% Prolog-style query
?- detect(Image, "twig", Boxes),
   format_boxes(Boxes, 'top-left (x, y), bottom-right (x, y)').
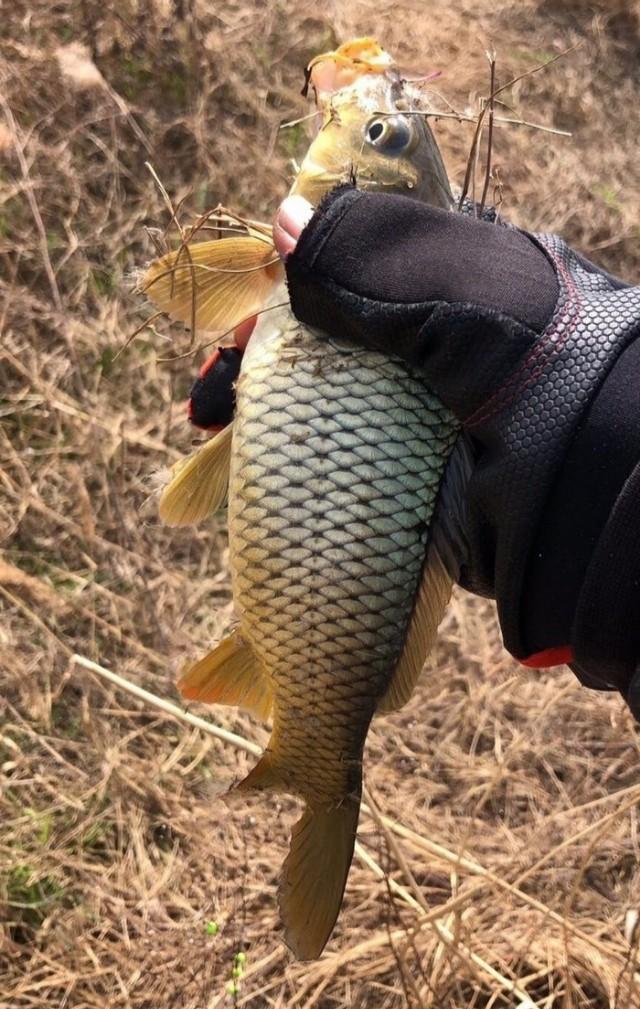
top-left (364, 786), bottom-right (430, 915)
top-left (497, 44), bottom-right (581, 96)
top-left (142, 258), bottom-right (280, 286)
top-left (3, 347), bottom-right (180, 457)
top-left (279, 111), bottom-right (322, 130)
top-left (370, 808), bottom-right (629, 962)
top-left (145, 162), bottom-right (186, 241)
top-left (513, 794), bottom-right (640, 892)
top-left (479, 47), bottom-right (497, 216)
top-left (381, 871), bottom-right (424, 1009)
top-left (1, 95), bottom-right (63, 312)
top-left (458, 43), bottom-right (579, 209)
top-left (355, 837), bottom-right (539, 1008)
top-left (115, 310), bottom-right (165, 362)
top-left (103, 81), bottom-right (152, 153)
top-left (71, 654), bottom-right (261, 757)
top-left (427, 110), bottom-right (571, 137)
top-left (145, 162), bottom-right (197, 339)
top-left (0, 584), bottom-right (73, 656)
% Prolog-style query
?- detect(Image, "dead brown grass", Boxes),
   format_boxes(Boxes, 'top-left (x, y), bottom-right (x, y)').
top-left (2, 1), bottom-right (640, 1006)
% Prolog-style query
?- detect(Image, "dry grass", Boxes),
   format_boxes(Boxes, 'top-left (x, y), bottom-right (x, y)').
top-left (2, 1), bottom-right (640, 1006)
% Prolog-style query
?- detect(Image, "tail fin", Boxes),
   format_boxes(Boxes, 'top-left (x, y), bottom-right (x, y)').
top-left (235, 750), bottom-right (360, 958)
top-left (279, 799), bottom-right (360, 960)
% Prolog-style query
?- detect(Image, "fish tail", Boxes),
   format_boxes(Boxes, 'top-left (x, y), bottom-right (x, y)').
top-left (279, 797), bottom-right (360, 960)
top-left (236, 747), bottom-right (361, 958)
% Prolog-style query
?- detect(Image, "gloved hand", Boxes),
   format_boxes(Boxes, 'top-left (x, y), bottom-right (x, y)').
top-left (274, 185), bottom-right (640, 716)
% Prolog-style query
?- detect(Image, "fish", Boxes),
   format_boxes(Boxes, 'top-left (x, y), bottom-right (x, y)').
top-left (141, 39), bottom-right (466, 959)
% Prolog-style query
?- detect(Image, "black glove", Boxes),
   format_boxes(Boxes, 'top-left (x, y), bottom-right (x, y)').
top-left (284, 184), bottom-right (640, 714)
top-left (189, 346), bottom-right (243, 430)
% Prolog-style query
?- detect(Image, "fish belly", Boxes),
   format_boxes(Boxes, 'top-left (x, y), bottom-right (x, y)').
top-left (229, 312), bottom-right (457, 805)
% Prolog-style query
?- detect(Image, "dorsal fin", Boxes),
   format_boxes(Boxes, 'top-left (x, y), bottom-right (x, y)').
top-left (377, 542), bottom-right (451, 713)
top-left (377, 434), bottom-right (473, 714)
top-left (141, 236), bottom-right (282, 332)
top-left (159, 423), bottom-right (232, 527)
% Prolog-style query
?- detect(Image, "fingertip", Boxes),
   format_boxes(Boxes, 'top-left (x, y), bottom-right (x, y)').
top-left (273, 195), bottom-right (315, 258)
top-left (272, 218), bottom-right (299, 260)
top-left (280, 194), bottom-right (315, 231)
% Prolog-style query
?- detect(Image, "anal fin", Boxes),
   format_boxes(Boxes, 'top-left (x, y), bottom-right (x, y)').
top-left (235, 750), bottom-right (280, 792)
top-left (178, 630), bottom-right (272, 721)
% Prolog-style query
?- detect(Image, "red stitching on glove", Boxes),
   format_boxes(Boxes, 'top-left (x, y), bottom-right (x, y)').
top-left (464, 251), bottom-right (581, 430)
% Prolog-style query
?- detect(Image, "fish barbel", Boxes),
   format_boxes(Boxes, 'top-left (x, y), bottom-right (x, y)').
top-left (142, 39), bottom-right (464, 959)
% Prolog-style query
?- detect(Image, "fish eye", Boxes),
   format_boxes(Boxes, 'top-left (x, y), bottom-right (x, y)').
top-left (367, 121), bottom-right (385, 142)
top-left (365, 116), bottom-right (414, 154)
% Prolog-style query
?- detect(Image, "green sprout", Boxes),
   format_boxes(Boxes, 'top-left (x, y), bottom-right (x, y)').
top-left (205, 920), bottom-right (219, 936)
top-left (226, 950), bottom-right (247, 1000)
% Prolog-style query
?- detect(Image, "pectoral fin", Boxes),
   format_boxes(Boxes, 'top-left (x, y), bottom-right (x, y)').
top-left (178, 630), bottom-right (272, 721)
top-left (159, 423), bottom-right (232, 527)
top-left (141, 236), bottom-right (282, 332)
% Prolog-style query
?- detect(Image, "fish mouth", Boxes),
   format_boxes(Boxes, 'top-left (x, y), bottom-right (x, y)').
top-left (303, 37), bottom-right (395, 102)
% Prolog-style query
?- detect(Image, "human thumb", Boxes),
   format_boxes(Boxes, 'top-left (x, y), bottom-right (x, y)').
top-left (273, 194), bottom-right (314, 259)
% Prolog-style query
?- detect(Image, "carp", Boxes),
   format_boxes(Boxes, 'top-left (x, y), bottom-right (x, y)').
top-left (142, 39), bottom-right (465, 959)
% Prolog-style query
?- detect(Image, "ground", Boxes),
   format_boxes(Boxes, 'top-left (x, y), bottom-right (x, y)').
top-left (2, 1), bottom-right (640, 1006)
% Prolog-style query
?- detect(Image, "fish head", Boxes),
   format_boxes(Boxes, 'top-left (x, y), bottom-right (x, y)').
top-left (290, 38), bottom-right (452, 210)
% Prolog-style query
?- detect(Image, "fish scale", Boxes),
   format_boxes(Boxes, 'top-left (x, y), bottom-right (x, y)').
top-left (229, 305), bottom-right (458, 806)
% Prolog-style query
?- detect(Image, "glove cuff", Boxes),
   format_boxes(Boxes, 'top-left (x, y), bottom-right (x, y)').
top-left (572, 459), bottom-right (640, 695)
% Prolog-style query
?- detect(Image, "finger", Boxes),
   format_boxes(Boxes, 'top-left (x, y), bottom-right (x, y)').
top-left (273, 195), bottom-right (314, 259)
